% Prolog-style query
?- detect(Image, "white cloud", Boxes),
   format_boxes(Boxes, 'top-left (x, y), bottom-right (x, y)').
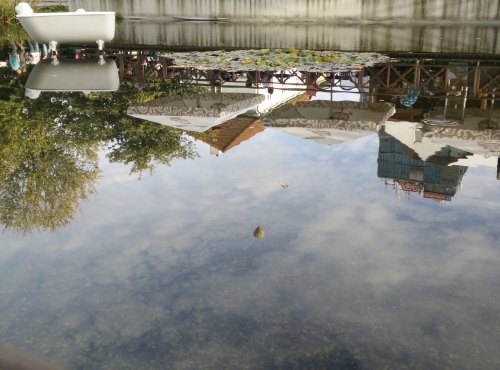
top-left (1, 131), bottom-right (499, 369)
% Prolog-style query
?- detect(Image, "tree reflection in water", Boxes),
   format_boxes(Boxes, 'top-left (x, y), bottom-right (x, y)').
top-left (0, 105), bottom-right (99, 232)
top-left (0, 70), bottom-right (199, 232)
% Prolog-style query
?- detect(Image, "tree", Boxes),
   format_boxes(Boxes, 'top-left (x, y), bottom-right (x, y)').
top-left (0, 97), bottom-right (99, 232)
top-left (0, 69), bottom-right (200, 232)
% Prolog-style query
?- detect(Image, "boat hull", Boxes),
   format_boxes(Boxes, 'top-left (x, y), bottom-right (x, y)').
top-left (17, 12), bottom-right (115, 44)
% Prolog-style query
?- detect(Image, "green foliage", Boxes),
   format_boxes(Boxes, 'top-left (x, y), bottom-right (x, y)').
top-left (0, 0), bottom-right (31, 44)
top-left (0, 96), bottom-right (99, 233)
top-left (0, 68), bottom-right (200, 232)
top-left (0, 0), bottom-right (20, 26)
top-left (107, 118), bottom-right (197, 175)
top-left (0, 1), bottom-right (65, 44)
top-left (39, 5), bottom-right (68, 13)
top-left (115, 12), bottom-right (124, 22)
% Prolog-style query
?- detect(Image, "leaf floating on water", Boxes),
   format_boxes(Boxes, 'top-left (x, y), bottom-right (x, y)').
top-left (278, 180), bottom-right (289, 189)
top-left (253, 226), bottom-right (265, 239)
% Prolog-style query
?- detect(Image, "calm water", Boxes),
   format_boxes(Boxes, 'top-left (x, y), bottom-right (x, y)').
top-left (1, 19), bottom-right (500, 370)
top-left (111, 21), bottom-right (500, 54)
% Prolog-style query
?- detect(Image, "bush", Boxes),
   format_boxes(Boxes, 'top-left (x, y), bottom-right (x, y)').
top-left (40, 5), bottom-right (69, 13)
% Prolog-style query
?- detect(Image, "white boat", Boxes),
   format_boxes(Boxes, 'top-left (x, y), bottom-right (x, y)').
top-left (15, 2), bottom-right (115, 51)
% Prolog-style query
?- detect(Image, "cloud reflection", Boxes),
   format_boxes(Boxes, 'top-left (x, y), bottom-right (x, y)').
top-left (0, 131), bottom-right (499, 369)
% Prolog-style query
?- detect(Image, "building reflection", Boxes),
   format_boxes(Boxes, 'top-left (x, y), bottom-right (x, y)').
top-left (377, 130), bottom-right (469, 201)
top-left (2, 48), bottom-right (498, 233)
top-left (112, 48), bottom-right (498, 182)
top-left (196, 117), bottom-right (264, 156)
top-left (110, 50), bottom-right (499, 101)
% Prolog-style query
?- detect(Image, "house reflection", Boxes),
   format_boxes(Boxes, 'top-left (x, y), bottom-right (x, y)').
top-left (195, 117), bottom-right (264, 156)
top-left (377, 130), bottom-right (469, 201)
top-left (378, 97), bottom-right (499, 201)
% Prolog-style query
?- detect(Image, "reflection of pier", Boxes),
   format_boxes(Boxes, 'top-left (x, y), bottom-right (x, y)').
top-left (367, 61), bottom-right (499, 100)
top-left (114, 49), bottom-right (499, 183)
top-left (112, 51), bottom-right (499, 100)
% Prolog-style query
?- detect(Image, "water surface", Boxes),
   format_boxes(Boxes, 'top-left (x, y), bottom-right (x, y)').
top-left (1, 108), bottom-right (499, 368)
top-left (1, 18), bottom-right (499, 368)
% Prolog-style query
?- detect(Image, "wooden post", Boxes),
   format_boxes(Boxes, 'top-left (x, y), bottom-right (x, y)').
top-left (118, 52), bottom-right (125, 78)
top-left (472, 61), bottom-right (481, 96)
top-left (414, 60), bottom-right (420, 88)
top-left (497, 157), bottom-right (500, 181)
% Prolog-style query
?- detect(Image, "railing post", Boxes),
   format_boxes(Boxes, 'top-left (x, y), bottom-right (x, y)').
top-left (473, 61), bottom-right (481, 96)
top-left (118, 52), bottom-right (125, 78)
top-left (414, 60), bottom-right (420, 89)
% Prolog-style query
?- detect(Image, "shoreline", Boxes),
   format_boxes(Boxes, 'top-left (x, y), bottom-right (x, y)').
top-left (38, 1), bottom-right (68, 6)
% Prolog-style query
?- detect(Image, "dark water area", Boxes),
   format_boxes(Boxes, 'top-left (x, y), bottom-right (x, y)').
top-left (1, 14), bottom-right (500, 370)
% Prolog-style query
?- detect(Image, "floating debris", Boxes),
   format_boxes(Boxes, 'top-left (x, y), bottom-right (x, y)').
top-left (278, 180), bottom-right (289, 189)
top-left (165, 48), bottom-right (395, 73)
top-left (253, 225), bottom-right (265, 239)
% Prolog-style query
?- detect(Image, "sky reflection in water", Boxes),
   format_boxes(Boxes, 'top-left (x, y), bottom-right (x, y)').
top-left (1, 121), bottom-right (499, 369)
top-left (2, 1), bottom-right (499, 364)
